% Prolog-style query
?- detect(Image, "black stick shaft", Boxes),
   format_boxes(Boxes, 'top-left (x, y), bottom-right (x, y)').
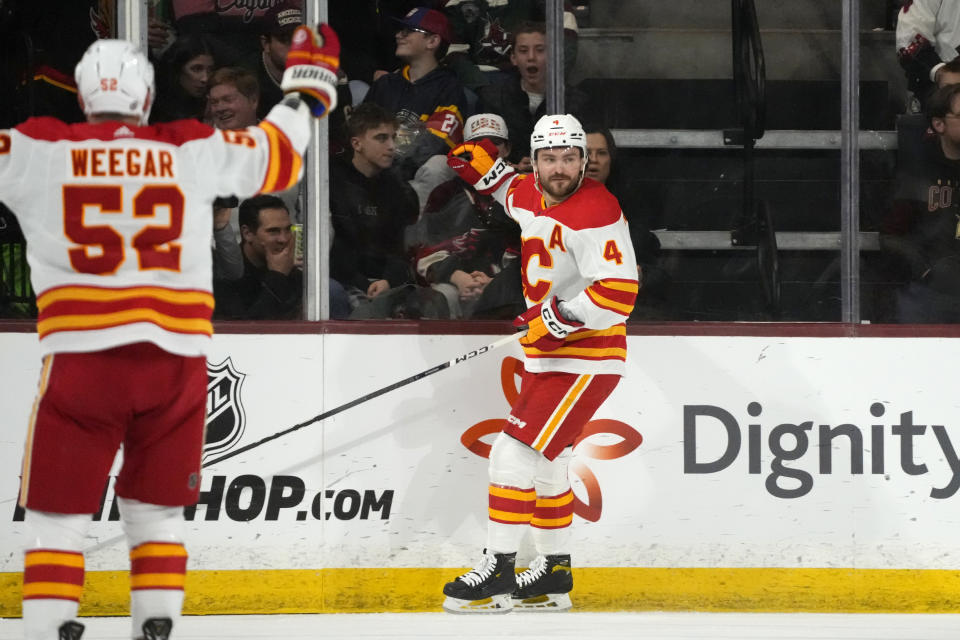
top-left (202, 333), bottom-right (517, 468)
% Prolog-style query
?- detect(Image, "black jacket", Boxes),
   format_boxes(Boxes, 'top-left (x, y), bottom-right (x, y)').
top-left (881, 129), bottom-right (960, 289)
top-left (364, 64), bottom-right (470, 178)
top-left (213, 250), bottom-right (302, 320)
top-left (329, 156), bottom-right (419, 292)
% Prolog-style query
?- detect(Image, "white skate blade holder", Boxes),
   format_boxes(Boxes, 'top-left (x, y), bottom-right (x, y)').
top-left (512, 592), bottom-right (573, 611)
top-left (442, 593), bottom-right (514, 614)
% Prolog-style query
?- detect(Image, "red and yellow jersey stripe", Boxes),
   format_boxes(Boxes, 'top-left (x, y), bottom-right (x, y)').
top-left (522, 325), bottom-right (628, 362)
top-left (257, 119), bottom-right (303, 194)
top-left (586, 278), bottom-right (639, 316)
top-left (36, 285), bottom-right (214, 341)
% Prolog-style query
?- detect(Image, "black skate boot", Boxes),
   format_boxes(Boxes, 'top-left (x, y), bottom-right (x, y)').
top-left (139, 617), bottom-right (173, 640)
top-left (442, 549), bottom-right (517, 613)
top-left (58, 621), bottom-right (85, 640)
top-left (512, 553), bottom-right (573, 611)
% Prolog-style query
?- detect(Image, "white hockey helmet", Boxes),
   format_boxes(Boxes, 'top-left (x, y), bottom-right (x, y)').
top-left (530, 113), bottom-right (588, 190)
top-left (75, 39), bottom-right (155, 125)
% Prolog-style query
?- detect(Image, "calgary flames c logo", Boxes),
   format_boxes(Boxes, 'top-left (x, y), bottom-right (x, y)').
top-left (459, 356), bottom-right (643, 522)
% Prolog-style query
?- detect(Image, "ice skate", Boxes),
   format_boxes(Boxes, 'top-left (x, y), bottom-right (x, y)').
top-left (58, 621), bottom-right (85, 640)
top-left (139, 617), bottom-right (173, 640)
top-left (442, 550), bottom-right (517, 613)
top-left (512, 553), bottom-right (573, 611)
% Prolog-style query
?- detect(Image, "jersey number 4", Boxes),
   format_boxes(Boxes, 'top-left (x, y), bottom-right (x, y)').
top-left (63, 184), bottom-right (185, 275)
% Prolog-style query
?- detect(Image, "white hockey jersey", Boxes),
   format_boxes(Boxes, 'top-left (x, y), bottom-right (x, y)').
top-left (491, 173), bottom-right (639, 375)
top-left (0, 102), bottom-right (311, 357)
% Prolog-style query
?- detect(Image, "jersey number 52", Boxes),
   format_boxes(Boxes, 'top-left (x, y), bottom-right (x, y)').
top-left (63, 184), bottom-right (185, 275)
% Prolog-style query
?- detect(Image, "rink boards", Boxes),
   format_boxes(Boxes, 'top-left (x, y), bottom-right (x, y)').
top-left (2, 330), bottom-right (960, 614)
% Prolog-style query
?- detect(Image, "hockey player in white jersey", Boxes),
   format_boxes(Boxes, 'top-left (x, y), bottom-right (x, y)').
top-left (0, 26), bottom-right (339, 640)
top-left (441, 114), bottom-right (639, 613)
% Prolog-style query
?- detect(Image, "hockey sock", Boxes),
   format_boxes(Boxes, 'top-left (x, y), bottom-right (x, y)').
top-left (487, 484), bottom-right (535, 551)
top-left (22, 550), bottom-right (84, 639)
top-left (21, 510), bottom-right (89, 640)
top-left (129, 542), bottom-right (186, 632)
top-left (486, 433), bottom-right (539, 552)
top-left (119, 498), bottom-right (186, 638)
top-left (531, 446), bottom-right (573, 555)
top-left (530, 489), bottom-right (574, 554)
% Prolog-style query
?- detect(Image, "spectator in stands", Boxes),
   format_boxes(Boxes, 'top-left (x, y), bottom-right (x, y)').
top-left (364, 7), bottom-right (470, 182)
top-left (406, 113), bottom-right (523, 319)
top-left (243, 1), bottom-right (303, 119)
top-left (880, 83), bottom-right (960, 322)
top-left (331, 103), bottom-right (427, 318)
top-left (152, 34), bottom-right (219, 123)
top-left (207, 66), bottom-right (259, 129)
top-left (896, 0), bottom-right (960, 110)
top-left (442, 0), bottom-right (580, 81)
top-left (938, 56), bottom-right (960, 88)
top-left (208, 66), bottom-right (306, 234)
top-left (330, 1), bottom-right (424, 86)
top-left (214, 195), bottom-right (304, 320)
top-left (477, 21), bottom-right (587, 170)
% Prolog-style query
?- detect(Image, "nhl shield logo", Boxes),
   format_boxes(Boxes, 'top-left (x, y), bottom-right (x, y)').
top-left (205, 358), bottom-right (247, 462)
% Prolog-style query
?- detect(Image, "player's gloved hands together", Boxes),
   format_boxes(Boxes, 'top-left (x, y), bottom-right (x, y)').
top-left (281, 23), bottom-right (340, 118)
top-left (447, 137), bottom-right (515, 194)
top-left (513, 296), bottom-right (583, 351)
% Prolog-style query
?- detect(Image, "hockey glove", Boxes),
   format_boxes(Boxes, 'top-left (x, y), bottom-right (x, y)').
top-left (513, 296), bottom-right (583, 352)
top-left (447, 138), bottom-right (514, 195)
top-left (281, 23), bottom-right (340, 118)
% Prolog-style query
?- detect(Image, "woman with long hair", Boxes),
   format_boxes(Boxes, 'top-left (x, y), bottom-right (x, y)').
top-left (151, 33), bottom-right (222, 122)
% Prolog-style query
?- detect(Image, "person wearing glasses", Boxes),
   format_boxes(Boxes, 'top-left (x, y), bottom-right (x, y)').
top-left (881, 83), bottom-right (960, 322)
top-left (364, 7), bottom-right (470, 183)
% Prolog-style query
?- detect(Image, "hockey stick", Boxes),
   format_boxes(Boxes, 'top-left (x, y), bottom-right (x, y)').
top-left (202, 332), bottom-right (519, 468)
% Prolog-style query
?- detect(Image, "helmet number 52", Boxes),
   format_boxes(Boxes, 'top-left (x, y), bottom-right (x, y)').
top-left (63, 184), bottom-right (184, 275)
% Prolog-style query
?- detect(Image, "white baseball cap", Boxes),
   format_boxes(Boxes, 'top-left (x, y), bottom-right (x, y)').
top-left (464, 113), bottom-right (508, 142)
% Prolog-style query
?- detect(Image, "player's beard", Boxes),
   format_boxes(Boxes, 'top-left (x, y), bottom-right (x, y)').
top-left (541, 173), bottom-right (579, 201)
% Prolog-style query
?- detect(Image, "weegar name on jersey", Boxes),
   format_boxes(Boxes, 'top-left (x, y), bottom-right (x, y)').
top-left (68, 147), bottom-right (175, 179)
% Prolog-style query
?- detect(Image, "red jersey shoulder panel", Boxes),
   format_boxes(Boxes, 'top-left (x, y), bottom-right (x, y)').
top-left (545, 178), bottom-right (622, 230)
top-left (16, 117), bottom-right (215, 145)
top-left (508, 173), bottom-right (542, 212)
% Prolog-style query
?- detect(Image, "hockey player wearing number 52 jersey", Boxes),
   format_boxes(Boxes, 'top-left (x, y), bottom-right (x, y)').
top-left (441, 114), bottom-right (639, 613)
top-left (0, 26), bottom-right (339, 640)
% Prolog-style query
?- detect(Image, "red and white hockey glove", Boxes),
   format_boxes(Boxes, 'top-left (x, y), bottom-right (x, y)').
top-left (447, 138), bottom-right (514, 195)
top-left (513, 296), bottom-right (583, 352)
top-left (281, 23), bottom-right (340, 118)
